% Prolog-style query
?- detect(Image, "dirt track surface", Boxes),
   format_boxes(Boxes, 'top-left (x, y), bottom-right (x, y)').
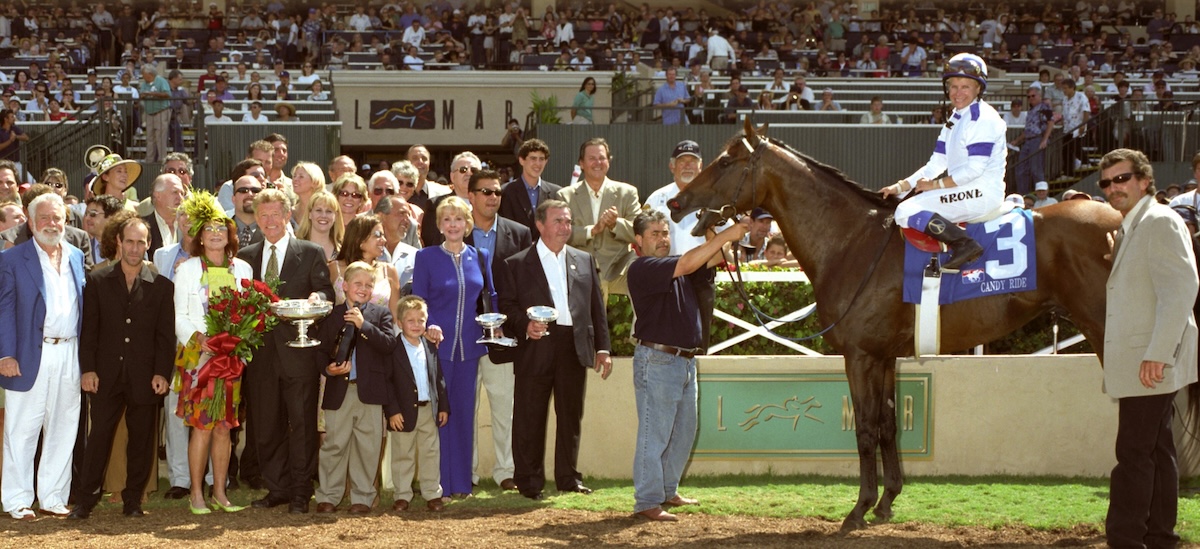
top-left (0, 506), bottom-right (1120, 548)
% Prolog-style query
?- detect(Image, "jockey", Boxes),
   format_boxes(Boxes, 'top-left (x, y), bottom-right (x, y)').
top-left (882, 53), bottom-right (1008, 272)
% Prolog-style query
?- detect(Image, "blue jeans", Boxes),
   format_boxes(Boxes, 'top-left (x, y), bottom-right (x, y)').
top-left (632, 345), bottom-right (698, 512)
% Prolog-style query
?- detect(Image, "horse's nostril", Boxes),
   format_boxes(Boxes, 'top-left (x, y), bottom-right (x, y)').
top-left (667, 199), bottom-right (680, 211)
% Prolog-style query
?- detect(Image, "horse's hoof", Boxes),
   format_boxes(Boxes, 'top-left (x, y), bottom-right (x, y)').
top-left (840, 516), bottom-right (868, 532)
top-left (871, 507), bottom-right (894, 524)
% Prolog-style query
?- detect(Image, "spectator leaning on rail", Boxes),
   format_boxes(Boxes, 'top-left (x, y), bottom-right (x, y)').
top-left (881, 53), bottom-right (1007, 273)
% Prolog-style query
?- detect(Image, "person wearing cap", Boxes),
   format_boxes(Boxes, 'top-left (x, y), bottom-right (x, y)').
top-left (139, 65), bottom-right (172, 163)
top-left (740, 207), bottom-right (775, 262)
top-left (646, 141), bottom-right (707, 256)
top-left (1032, 181), bottom-right (1057, 208)
top-left (1097, 148), bottom-right (1198, 549)
top-left (881, 53), bottom-right (1007, 272)
top-left (625, 208), bottom-right (747, 522)
top-left (652, 67), bottom-right (690, 126)
top-left (722, 84), bottom-right (753, 124)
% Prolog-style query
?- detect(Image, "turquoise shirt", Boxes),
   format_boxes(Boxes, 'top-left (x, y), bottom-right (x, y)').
top-left (140, 75), bottom-right (170, 115)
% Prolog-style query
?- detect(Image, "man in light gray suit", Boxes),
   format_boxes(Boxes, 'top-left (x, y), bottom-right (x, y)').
top-left (1099, 148), bottom-right (1199, 549)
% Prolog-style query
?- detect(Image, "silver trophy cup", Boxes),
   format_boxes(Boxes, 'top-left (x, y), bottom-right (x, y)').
top-left (476, 313), bottom-right (517, 347)
top-left (270, 299), bottom-right (334, 348)
top-left (526, 306), bottom-right (559, 337)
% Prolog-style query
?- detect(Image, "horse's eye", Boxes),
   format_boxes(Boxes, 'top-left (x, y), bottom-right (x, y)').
top-left (718, 157), bottom-right (733, 168)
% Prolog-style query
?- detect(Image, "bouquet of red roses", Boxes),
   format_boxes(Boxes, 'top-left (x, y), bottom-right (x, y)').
top-left (195, 279), bottom-right (281, 420)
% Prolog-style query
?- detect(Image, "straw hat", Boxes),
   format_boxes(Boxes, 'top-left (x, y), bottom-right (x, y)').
top-left (91, 153), bottom-right (142, 197)
top-left (274, 102), bottom-right (295, 118)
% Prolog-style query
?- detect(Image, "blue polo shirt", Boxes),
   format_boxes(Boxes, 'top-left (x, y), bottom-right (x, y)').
top-left (627, 256), bottom-right (712, 349)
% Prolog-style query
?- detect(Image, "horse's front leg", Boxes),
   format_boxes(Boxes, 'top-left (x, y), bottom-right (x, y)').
top-left (840, 354), bottom-right (881, 532)
top-left (872, 357), bottom-right (903, 523)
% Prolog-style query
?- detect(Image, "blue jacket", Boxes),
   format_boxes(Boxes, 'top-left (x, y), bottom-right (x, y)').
top-left (0, 239), bottom-right (86, 392)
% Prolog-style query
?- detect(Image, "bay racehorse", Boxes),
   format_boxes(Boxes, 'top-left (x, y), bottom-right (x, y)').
top-left (668, 120), bottom-right (1147, 530)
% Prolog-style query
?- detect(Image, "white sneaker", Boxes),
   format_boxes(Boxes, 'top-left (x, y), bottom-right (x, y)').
top-left (40, 504), bottom-right (69, 517)
top-left (9, 507), bottom-right (35, 520)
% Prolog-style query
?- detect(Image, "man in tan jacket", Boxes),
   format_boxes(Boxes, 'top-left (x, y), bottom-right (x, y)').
top-left (1099, 148), bottom-right (1199, 549)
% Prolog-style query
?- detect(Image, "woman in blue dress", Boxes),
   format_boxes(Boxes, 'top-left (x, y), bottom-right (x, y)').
top-left (411, 195), bottom-right (495, 498)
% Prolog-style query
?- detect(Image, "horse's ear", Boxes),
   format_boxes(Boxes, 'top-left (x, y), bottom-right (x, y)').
top-left (756, 122), bottom-right (769, 137)
top-left (742, 117), bottom-right (756, 141)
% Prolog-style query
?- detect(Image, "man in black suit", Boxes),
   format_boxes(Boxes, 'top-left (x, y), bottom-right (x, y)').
top-left (464, 169), bottom-right (531, 491)
top-left (496, 199), bottom-right (612, 500)
top-left (0, 184), bottom-right (93, 268)
top-left (420, 151), bottom-right (480, 247)
top-left (70, 217), bottom-right (174, 519)
top-left (236, 189), bottom-right (333, 514)
top-left (141, 173), bottom-right (186, 257)
top-left (499, 139), bottom-right (561, 242)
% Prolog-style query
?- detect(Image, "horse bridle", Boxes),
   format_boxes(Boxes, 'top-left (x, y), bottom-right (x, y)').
top-left (698, 135), bottom-right (896, 343)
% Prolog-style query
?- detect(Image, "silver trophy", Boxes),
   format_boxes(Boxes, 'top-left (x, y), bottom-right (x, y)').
top-left (526, 306), bottom-right (559, 337)
top-left (270, 299), bottom-right (334, 348)
top-left (476, 313), bottom-right (517, 347)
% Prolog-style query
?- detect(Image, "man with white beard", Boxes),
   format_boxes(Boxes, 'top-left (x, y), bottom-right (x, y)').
top-left (643, 140), bottom-right (719, 353)
top-left (0, 193), bottom-right (86, 520)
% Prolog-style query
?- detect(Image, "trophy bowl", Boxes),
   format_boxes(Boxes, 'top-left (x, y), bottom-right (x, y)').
top-left (270, 299), bottom-right (334, 348)
top-left (476, 312), bottom-right (516, 347)
top-left (526, 306), bottom-right (559, 338)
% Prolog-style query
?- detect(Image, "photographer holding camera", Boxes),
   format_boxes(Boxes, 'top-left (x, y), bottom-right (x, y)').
top-left (501, 118), bottom-right (524, 157)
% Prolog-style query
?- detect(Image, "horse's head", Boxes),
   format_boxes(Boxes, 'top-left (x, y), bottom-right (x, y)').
top-left (669, 118), bottom-right (771, 236)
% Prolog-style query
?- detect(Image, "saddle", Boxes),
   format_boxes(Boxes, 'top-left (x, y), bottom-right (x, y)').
top-left (899, 201), bottom-right (1017, 253)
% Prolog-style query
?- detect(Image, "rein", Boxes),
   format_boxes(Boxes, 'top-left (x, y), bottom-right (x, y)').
top-left (706, 136), bottom-right (897, 343)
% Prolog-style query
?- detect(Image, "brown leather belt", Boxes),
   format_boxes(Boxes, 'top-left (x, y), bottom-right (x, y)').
top-left (417, 401), bottom-right (429, 407)
top-left (638, 340), bottom-right (698, 359)
top-left (43, 336), bottom-right (75, 345)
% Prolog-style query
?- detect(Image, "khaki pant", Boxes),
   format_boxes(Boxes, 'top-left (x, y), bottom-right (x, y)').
top-left (389, 404), bottom-right (441, 503)
top-left (315, 385), bottom-right (383, 507)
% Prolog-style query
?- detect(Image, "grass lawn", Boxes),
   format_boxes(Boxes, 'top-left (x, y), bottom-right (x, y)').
top-left (446, 474), bottom-right (1200, 541)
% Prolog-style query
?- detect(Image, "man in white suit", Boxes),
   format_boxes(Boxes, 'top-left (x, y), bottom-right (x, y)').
top-left (1099, 148), bottom-right (1199, 549)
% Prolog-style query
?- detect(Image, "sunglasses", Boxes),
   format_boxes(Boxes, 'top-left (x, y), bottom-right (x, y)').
top-left (1097, 172), bottom-right (1135, 189)
top-left (398, 180), bottom-right (416, 188)
top-left (455, 166), bottom-right (480, 174)
top-left (162, 167), bottom-right (189, 176)
top-left (235, 187), bottom-right (262, 195)
top-left (85, 210), bottom-right (104, 217)
top-left (203, 225), bottom-right (229, 233)
top-left (373, 187), bottom-right (397, 196)
top-left (472, 188), bottom-right (501, 197)
top-left (338, 190), bottom-right (365, 200)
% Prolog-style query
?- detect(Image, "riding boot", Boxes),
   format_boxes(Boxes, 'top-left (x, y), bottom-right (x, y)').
top-left (923, 213), bottom-right (983, 273)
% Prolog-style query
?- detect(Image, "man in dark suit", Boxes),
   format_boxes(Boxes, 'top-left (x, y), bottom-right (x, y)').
top-left (0, 184), bottom-right (93, 269)
top-left (496, 199), bottom-right (611, 500)
top-left (236, 189), bottom-right (333, 514)
top-left (70, 217), bottom-right (174, 519)
top-left (465, 169), bottom-right (531, 491)
top-left (0, 193), bottom-right (86, 520)
top-left (420, 151), bottom-right (480, 247)
top-left (141, 173), bottom-right (186, 257)
top-left (499, 139), bottom-right (561, 242)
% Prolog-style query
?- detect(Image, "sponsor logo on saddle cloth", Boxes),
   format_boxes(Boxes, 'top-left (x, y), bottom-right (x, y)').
top-left (901, 208), bottom-right (1037, 305)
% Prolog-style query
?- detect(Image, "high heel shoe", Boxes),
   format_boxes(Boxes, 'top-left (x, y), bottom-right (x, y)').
top-left (208, 499), bottom-right (246, 513)
top-left (189, 502), bottom-right (212, 515)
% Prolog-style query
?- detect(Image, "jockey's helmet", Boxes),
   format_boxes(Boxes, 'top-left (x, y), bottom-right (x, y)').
top-left (942, 53), bottom-right (988, 93)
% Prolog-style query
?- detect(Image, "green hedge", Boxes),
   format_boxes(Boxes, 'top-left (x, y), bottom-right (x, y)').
top-left (606, 267), bottom-right (1089, 357)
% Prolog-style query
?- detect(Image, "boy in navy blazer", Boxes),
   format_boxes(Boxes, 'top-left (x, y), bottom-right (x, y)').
top-left (388, 295), bottom-right (450, 512)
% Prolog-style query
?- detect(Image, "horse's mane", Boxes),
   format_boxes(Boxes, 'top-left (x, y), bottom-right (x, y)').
top-left (749, 135), bottom-right (900, 211)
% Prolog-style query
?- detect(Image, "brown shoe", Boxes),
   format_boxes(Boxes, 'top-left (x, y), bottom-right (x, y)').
top-left (315, 502), bottom-right (336, 514)
top-left (635, 507), bottom-right (678, 522)
top-left (499, 478), bottom-right (518, 491)
top-left (391, 500), bottom-right (409, 512)
top-left (426, 499), bottom-right (444, 512)
top-left (663, 494), bottom-right (699, 507)
top-left (347, 504), bottom-right (371, 515)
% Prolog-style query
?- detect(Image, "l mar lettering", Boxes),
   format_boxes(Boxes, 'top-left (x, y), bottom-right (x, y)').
top-left (939, 188), bottom-right (983, 204)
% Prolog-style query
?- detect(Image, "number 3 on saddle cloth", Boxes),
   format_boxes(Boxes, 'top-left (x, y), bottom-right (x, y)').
top-left (900, 207), bottom-right (1038, 305)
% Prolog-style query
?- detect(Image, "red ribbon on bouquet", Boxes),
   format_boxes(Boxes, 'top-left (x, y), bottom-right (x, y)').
top-left (196, 331), bottom-right (244, 421)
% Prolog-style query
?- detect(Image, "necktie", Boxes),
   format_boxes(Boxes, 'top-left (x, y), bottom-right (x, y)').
top-left (267, 244), bottom-right (279, 280)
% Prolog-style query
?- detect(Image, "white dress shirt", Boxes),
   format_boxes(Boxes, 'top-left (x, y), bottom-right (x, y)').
top-left (535, 239), bottom-right (571, 326)
top-left (34, 242), bottom-right (79, 338)
top-left (402, 336), bottom-right (431, 400)
top-left (260, 232), bottom-right (291, 277)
